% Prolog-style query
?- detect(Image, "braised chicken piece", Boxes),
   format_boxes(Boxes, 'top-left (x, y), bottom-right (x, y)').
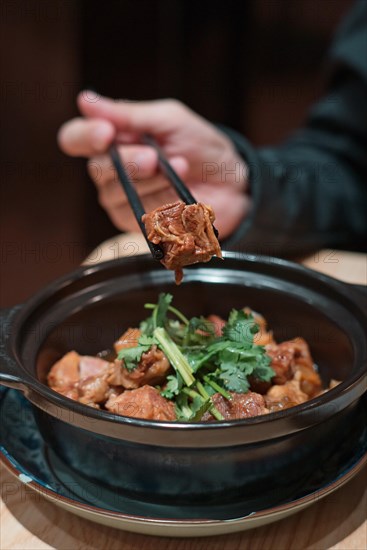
top-left (48, 353), bottom-right (111, 404)
top-left (47, 351), bottom-right (80, 393)
top-left (114, 328), bottom-right (141, 353)
top-left (114, 346), bottom-right (171, 389)
top-left (290, 338), bottom-right (322, 397)
top-left (48, 344), bottom-right (171, 398)
top-left (105, 385), bottom-right (176, 421)
top-left (202, 391), bottom-right (269, 421)
top-left (78, 376), bottom-right (110, 405)
top-left (142, 200), bottom-right (222, 284)
top-left (265, 380), bottom-right (309, 412)
top-left (76, 355), bottom-right (111, 405)
top-left (266, 342), bottom-right (295, 385)
top-left (266, 338), bottom-right (321, 396)
top-left (79, 355), bottom-right (110, 379)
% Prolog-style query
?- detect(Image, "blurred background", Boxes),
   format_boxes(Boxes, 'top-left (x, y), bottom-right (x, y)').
top-left (0, 0), bottom-right (354, 306)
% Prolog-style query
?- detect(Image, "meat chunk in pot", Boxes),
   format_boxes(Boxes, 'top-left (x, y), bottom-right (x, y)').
top-left (79, 355), bottom-right (110, 379)
top-left (78, 376), bottom-right (110, 405)
top-left (266, 342), bottom-right (297, 385)
top-left (114, 328), bottom-right (141, 353)
top-left (115, 345), bottom-right (171, 389)
top-left (142, 200), bottom-right (222, 284)
top-left (47, 351), bottom-right (80, 393)
top-left (265, 337), bottom-right (321, 396)
top-left (48, 352), bottom-right (111, 405)
top-left (202, 391), bottom-right (269, 421)
top-left (105, 385), bottom-right (176, 421)
top-left (265, 380), bottom-right (309, 412)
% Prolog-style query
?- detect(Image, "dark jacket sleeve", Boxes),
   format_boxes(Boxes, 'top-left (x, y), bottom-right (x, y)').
top-left (222, 0), bottom-right (367, 257)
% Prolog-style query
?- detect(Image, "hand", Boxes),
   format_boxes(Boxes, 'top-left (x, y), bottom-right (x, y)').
top-left (58, 92), bottom-right (251, 239)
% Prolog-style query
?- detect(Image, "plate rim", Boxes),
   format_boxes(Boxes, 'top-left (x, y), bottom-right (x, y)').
top-left (1, 387), bottom-right (367, 535)
top-left (1, 451), bottom-right (366, 537)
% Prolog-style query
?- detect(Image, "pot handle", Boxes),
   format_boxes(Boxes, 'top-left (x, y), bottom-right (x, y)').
top-left (0, 305), bottom-right (25, 389)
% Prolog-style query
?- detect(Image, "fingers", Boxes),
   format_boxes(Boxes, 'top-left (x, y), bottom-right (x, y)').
top-left (106, 186), bottom-right (180, 233)
top-left (87, 144), bottom-right (188, 190)
top-left (77, 92), bottom-right (187, 135)
top-left (57, 117), bottom-right (116, 157)
top-left (87, 144), bottom-right (189, 232)
top-left (87, 145), bottom-right (158, 186)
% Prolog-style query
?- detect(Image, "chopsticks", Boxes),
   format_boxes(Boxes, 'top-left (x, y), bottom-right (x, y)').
top-left (109, 144), bottom-right (164, 260)
top-left (142, 134), bottom-right (197, 205)
top-left (109, 136), bottom-right (219, 262)
top-left (143, 134), bottom-right (219, 239)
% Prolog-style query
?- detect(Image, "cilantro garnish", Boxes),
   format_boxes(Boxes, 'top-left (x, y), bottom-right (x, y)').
top-left (118, 293), bottom-right (274, 421)
top-left (117, 335), bottom-right (156, 371)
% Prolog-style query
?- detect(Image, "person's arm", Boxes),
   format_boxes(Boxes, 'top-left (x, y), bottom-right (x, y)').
top-left (222, 0), bottom-right (367, 256)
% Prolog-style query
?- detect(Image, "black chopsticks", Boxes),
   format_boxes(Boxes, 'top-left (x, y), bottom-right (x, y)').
top-left (142, 134), bottom-right (197, 205)
top-left (143, 135), bottom-right (219, 238)
top-left (109, 136), bottom-right (219, 262)
top-left (109, 144), bottom-right (164, 260)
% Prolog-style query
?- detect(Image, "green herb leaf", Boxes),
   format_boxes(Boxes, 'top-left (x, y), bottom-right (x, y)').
top-left (117, 335), bottom-right (156, 372)
top-left (218, 365), bottom-right (251, 393)
top-left (183, 316), bottom-right (216, 347)
top-left (161, 373), bottom-right (183, 399)
top-left (140, 293), bottom-right (173, 335)
top-left (222, 309), bottom-right (258, 344)
top-left (175, 389), bottom-right (211, 421)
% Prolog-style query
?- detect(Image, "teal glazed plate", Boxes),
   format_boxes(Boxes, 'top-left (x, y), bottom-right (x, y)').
top-left (1, 387), bottom-right (366, 537)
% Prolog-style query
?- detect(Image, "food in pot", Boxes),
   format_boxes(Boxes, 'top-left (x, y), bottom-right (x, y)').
top-left (142, 201), bottom-right (222, 284)
top-left (47, 293), bottom-right (333, 422)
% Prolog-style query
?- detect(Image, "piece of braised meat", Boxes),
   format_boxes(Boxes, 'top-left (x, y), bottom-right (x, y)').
top-left (114, 328), bottom-right (141, 353)
top-left (142, 200), bottom-right (222, 284)
top-left (113, 345), bottom-right (171, 390)
top-left (265, 380), bottom-right (309, 412)
top-left (48, 352), bottom-right (112, 405)
top-left (79, 355), bottom-right (110, 379)
top-left (266, 337), bottom-right (321, 396)
top-left (78, 376), bottom-right (110, 406)
top-left (112, 329), bottom-right (171, 389)
top-left (202, 391), bottom-right (269, 421)
top-left (47, 351), bottom-right (80, 394)
top-left (105, 385), bottom-right (176, 421)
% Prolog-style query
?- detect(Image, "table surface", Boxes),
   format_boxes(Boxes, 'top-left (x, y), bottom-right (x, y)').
top-left (1, 238), bottom-right (366, 550)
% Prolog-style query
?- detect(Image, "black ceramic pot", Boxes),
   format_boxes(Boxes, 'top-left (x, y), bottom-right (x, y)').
top-left (0, 253), bottom-right (366, 504)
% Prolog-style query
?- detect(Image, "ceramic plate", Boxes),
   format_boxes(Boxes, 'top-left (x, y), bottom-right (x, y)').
top-left (1, 387), bottom-right (366, 537)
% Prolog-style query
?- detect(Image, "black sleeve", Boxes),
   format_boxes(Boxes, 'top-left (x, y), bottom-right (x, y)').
top-left (221, 0), bottom-right (367, 257)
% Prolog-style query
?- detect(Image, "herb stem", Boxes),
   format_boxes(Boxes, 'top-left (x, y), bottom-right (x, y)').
top-left (196, 381), bottom-right (224, 420)
top-left (209, 406), bottom-right (224, 421)
top-left (154, 327), bottom-right (195, 387)
top-left (182, 387), bottom-right (202, 400)
top-left (145, 303), bottom-right (189, 325)
top-left (196, 381), bottom-right (210, 400)
top-left (168, 305), bottom-right (189, 325)
top-left (203, 376), bottom-right (232, 400)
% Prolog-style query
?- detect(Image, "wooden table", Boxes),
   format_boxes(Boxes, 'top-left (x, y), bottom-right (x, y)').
top-left (1, 239), bottom-right (366, 550)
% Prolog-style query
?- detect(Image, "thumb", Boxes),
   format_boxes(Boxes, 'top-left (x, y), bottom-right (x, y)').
top-left (78, 91), bottom-right (179, 135)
